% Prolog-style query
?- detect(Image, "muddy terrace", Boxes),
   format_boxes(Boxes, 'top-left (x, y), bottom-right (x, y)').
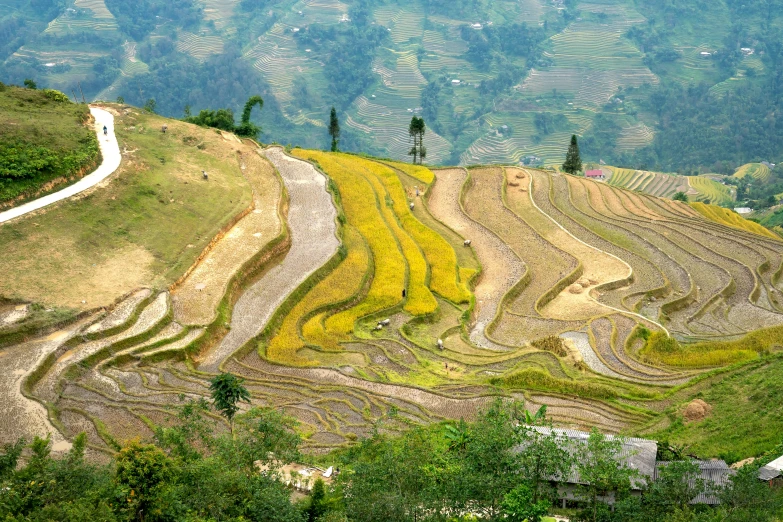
top-left (3, 127), bottom-right (783, 457)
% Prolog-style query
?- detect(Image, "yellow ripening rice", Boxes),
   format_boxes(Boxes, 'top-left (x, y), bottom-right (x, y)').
top-left (690, 202), bottom-right (779, 240)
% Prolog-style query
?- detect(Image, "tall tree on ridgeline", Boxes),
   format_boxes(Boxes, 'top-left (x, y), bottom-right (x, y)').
top-left (236, 95), bottom-right (263, 137)
top-left (562, 134), bottom-right (582, 174)
top-left (408, 116), bottom-right (426, 165)
top-left (328, 107), bottom-right (340, 152)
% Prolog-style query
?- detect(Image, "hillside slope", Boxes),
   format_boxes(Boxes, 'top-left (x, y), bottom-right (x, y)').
top-left (0, 104), bottom-right (275, 313)
top-left (2, 0), bottom-right (781, 171)
top-left (0, 83), bottom-right (99, 205)
top-left (2, 112), bottom-right (783, 461)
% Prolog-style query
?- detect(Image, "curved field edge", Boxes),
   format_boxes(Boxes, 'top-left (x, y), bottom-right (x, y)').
top-left (690, 201), bottom-right (779, 240)
top-left (10, 154), bottom-right (783, 459)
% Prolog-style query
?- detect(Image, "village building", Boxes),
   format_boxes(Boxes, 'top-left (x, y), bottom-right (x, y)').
top-left (516, 427), bottom-right (735, 508)
top-left (758, 455), bottom-right (783, 488)
top-left (585, 169), bottom-right (606, 180)
top-left (656, 460), bottom-right (735, 505)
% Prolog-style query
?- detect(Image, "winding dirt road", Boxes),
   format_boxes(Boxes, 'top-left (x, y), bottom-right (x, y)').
top-left (0, 107), bottom-right (121, 224)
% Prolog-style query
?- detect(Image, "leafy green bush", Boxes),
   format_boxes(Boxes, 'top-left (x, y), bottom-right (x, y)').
top-left (41, 89), bottom-right (70, 103)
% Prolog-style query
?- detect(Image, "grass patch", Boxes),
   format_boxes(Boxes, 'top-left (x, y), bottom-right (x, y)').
top-left (638, 326), bottom-right (783, 367)
top-left (0, 106), bottom-right (253, 310)
top-left (650, 354), bottom-right (783, 462)
top-left (489, 368), bottom-right (618, 400)
top-left (0, 85), bottom-right (99, 204)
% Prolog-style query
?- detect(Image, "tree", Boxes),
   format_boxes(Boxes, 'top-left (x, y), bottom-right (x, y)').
top-left (143, 98), bottom-right (156, 113)
top-left (575, 429), bottom-right (638, 522)
top-left (329, 107), bottom-right (341, 152)
top-left (716, 464), bottom-right (783, 522)
top-left (673, 191), bottom-right (689, 202)
top-left (562, 134), bottom-right (583, 174)
top-left (453, 399), bottom-right (525, 518)
top-left (307, 478), bottom-right (328, 522)
top-left (517, 423), bottom-right (573, 503)
top-left (502, 484), bottom-right (551, 522)
top-left (236, 95), bottom-right (263, 137)
top-left (0, 438), bottom-right (25, 481)
top-left (23, 78), bottom-right (37, 89)
top-left (524, 404), bottom-right (548, 425)
top-left (341, 429), bottom-right (441, 522)
top-left (115, 441), bottom-right (173, 522)
top-left (408, 116), bottom-right (426, 165)
top-left (209, 372), bottom-right (251, 436)
top-left (615, 461), bottom-right (705, 522)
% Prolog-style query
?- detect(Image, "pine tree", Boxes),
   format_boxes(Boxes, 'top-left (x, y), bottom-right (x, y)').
top-left (562, 134), bottom-right (583, 175)
top-left (328, 107), bottom-right (340, 152)
top-left (408, 116), bottom-right (426, 164)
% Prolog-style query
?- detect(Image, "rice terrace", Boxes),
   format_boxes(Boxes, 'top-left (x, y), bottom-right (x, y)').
top-left (3, 90), bottom-right (783, 470)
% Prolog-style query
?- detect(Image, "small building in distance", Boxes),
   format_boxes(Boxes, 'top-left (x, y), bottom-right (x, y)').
top-left (585, 169), bottom-right (605, 180)
top-left (759, 455), bottom-right (783, 488)
top-left (734, 207), bottom-right (753, 215)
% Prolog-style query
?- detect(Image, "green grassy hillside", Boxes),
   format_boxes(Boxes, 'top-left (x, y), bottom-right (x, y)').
top-left (0, 82), bottom-right (99, 204)
top-left (0, 103), bottom-right (258, 312)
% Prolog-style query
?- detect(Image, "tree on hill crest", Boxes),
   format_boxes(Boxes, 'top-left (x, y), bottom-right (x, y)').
top-left (329, 107), bottom-right (340, 152)
top-left (562, 134), bottom-right (583, 175)
top-left (408, 116), bottom-right (426, 165)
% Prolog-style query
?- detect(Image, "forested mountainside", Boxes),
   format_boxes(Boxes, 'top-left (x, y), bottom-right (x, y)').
top-left (2, 0), bottom-right (782, 170)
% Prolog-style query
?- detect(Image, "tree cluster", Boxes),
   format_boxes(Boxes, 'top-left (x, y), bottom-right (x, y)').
top-left (183, 95), bottom-right (263, 138)
top-left (1, 393), bottom-right (782, 522)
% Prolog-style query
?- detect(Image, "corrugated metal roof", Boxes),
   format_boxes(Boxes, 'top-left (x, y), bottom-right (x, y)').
top-left (518, 427), bottom-right (658, 489)
top-left (759, 455), bottom-right (783, 481)
top-left (655, 460), bottom-right (735, 505)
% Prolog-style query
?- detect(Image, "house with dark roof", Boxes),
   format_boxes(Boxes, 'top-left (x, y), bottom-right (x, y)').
top-left (585, 169), bottom-right (605, 180)
top-left (517, 427), bottom-right (658, 507)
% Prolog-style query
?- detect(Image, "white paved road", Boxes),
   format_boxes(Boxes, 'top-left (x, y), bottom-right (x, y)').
top-left (0, 107), bottom-right (121, 224)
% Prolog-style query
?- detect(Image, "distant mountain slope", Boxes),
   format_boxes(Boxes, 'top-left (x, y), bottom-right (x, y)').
top-left (2, 0), bottom-right (782, 171)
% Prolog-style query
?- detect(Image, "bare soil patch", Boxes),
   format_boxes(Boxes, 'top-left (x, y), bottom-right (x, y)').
top-left (172, 149), bottom-right (282, 325)
top-left (428, 168), bottom-right (523, 349)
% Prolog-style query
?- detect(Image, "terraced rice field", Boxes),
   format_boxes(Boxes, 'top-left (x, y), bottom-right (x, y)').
top-left (734, 163), bottom-right (771, 182)
top-left (687, 176), bottom-right (734, 206)
top-left (607, 168), bottom-right (689, 198)
top-left (44, 0), bottom-right (119, 34)
top-left (176, 31), bottom-right (225, 61)
top-left (347, 95), bottom-right (451, 164)
top-left (520, 17), bottom-right (658, 108)
top-left (7, 148), bottom-right (783, 455)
